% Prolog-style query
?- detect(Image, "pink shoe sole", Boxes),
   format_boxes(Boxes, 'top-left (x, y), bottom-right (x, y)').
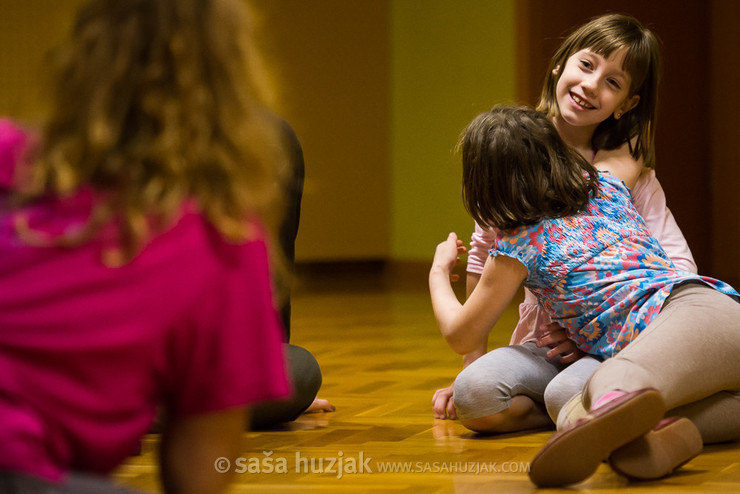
top-left (529, 388), bottom-right (665, 488)
top-left (609, 416), bottom-right (703, 480)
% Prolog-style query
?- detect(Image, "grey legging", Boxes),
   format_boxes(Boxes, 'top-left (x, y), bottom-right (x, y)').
top-left (453, 340), bottom-right (601, 423)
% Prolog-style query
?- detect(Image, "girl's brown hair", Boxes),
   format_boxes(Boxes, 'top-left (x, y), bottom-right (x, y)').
top-left (460, 105), bottom-right (599, 231)
top-left (537, 13), bottom-right (661, 168)
top-left (16, 0), bottom-right (286, 264)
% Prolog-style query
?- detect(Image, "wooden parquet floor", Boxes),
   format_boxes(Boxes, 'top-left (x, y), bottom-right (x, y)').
top-left (113, 269), bottom-right (740, 493)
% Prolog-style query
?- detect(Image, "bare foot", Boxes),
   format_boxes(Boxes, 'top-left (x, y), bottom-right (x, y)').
top-left (304, 397), bottom-right (335, 414)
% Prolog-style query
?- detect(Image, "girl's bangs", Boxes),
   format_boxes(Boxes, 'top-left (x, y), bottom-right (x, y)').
top-left (574, 31), bottom-right (650, 94)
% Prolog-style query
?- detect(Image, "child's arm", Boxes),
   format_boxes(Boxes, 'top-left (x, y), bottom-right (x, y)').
top-left (467, 223), bottom-right (544, 345)
top-left (432, 256), bottom-right (488, 420)
top-left (430, 233), bottom-right (526, 355)
top-left (464, 224), bottom-right (498, 358)
top-left (160, 406), bottom-right (247, 494)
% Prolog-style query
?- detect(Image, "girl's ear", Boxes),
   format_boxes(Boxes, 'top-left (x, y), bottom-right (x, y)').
top-left (552, 64), bottom-right (561, 76)
top-left (614, 95), bottom-right (640, 120)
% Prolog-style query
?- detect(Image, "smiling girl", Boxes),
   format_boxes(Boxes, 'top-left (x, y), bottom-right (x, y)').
top-left (432, 13), bottom-right (710, 481)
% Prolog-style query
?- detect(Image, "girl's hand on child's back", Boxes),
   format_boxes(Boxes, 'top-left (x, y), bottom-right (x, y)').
top-left (535, 323), bottom-right (584, 364)
top-left (433, 233), bottom-right (467, 282)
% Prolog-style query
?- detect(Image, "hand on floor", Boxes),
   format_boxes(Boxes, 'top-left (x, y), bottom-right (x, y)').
top-left (432, 384), bottom-right (457, 419)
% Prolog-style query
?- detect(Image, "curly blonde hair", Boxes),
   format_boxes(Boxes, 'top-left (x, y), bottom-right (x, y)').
top-left (17, 0), bottom-right (286, 265)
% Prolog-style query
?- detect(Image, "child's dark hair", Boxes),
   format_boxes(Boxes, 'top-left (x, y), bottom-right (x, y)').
top-left (460, 105), bottom-right (599, 231)
top-left (537, 13), bottom-right (661, 168)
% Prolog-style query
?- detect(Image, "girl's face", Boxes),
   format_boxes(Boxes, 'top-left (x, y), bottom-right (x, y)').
top-left (555, 48), bottom-right (640, 129)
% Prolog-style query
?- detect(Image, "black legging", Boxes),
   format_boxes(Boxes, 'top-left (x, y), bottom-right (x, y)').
top-left (249, 114), bottom-right (323, 429)
top-left (0, 471), bottom-right (141, 494)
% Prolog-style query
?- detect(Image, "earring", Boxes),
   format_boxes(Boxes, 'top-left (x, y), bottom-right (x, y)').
top-left (615, 112), bottom-right (622, 119)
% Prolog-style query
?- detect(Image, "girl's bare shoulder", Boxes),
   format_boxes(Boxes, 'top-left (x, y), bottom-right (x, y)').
top-left (593, 140), bottom-right (644, 190)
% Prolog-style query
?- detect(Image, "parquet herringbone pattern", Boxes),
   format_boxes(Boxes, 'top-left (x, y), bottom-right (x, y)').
top-left (113, 268), bottom-right (740, 493)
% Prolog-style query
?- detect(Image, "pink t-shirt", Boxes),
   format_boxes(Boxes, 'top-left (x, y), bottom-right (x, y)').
top-left (467, 168), bottom-right (698, 345)
top-left (0, 119), bottom-right (291, 481)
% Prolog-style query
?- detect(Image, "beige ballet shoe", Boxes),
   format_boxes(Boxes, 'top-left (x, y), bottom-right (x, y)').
top-left (608, 416), bottom-right (703, 480)
top-left (529, 388), bottom-right (665, 488)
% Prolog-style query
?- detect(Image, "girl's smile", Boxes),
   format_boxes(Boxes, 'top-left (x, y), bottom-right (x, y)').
top-left (569, 92), bottom-right (595, 110)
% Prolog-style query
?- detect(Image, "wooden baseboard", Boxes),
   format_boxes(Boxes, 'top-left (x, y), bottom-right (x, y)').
top-left (293, 260), bottom-right (388, 293)
top-left (293, 259), bottom-right (466, 298)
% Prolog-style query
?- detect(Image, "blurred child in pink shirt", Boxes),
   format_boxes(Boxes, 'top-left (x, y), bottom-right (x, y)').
top-left (0, 0), bottom-right (290, 492)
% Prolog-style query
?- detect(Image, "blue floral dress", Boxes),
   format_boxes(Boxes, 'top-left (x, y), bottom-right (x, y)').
top-left (491, 172), bottom-right (739, 358)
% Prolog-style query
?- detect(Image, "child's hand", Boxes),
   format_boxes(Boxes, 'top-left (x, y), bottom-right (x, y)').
top-left (432, 384), bottom-right (457, 419)
top-left (535, 322), bottom-right (584, 364)
top-left (432, 233), bottom-right (467, 282)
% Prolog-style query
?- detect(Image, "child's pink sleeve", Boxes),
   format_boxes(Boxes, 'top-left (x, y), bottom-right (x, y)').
top-left (631, 170), bottom-right (697, 273)
top-left (467, 222), bottom-right (494, 275)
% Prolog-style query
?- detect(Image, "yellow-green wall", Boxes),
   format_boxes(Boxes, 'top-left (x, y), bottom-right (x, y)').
top-left (390, 0), bottom-right (516, 260)
top-left (250, 0), bottom-right (392, 262)
top-left (253, 0), bottom-right (516, 261)
top-left (0, 1), bottom-right (85, 123)
top-left (0, 0), bottom-right (516, 264)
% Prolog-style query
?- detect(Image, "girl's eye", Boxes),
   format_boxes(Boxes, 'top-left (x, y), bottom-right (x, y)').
top-left (580, 59), bottom-right (593, 70)
top-left (607, 78), bottom-right (622, 89)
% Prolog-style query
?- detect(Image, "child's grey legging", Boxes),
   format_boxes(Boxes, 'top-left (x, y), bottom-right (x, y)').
top-left (452, 340), bottom-right (601, 423)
